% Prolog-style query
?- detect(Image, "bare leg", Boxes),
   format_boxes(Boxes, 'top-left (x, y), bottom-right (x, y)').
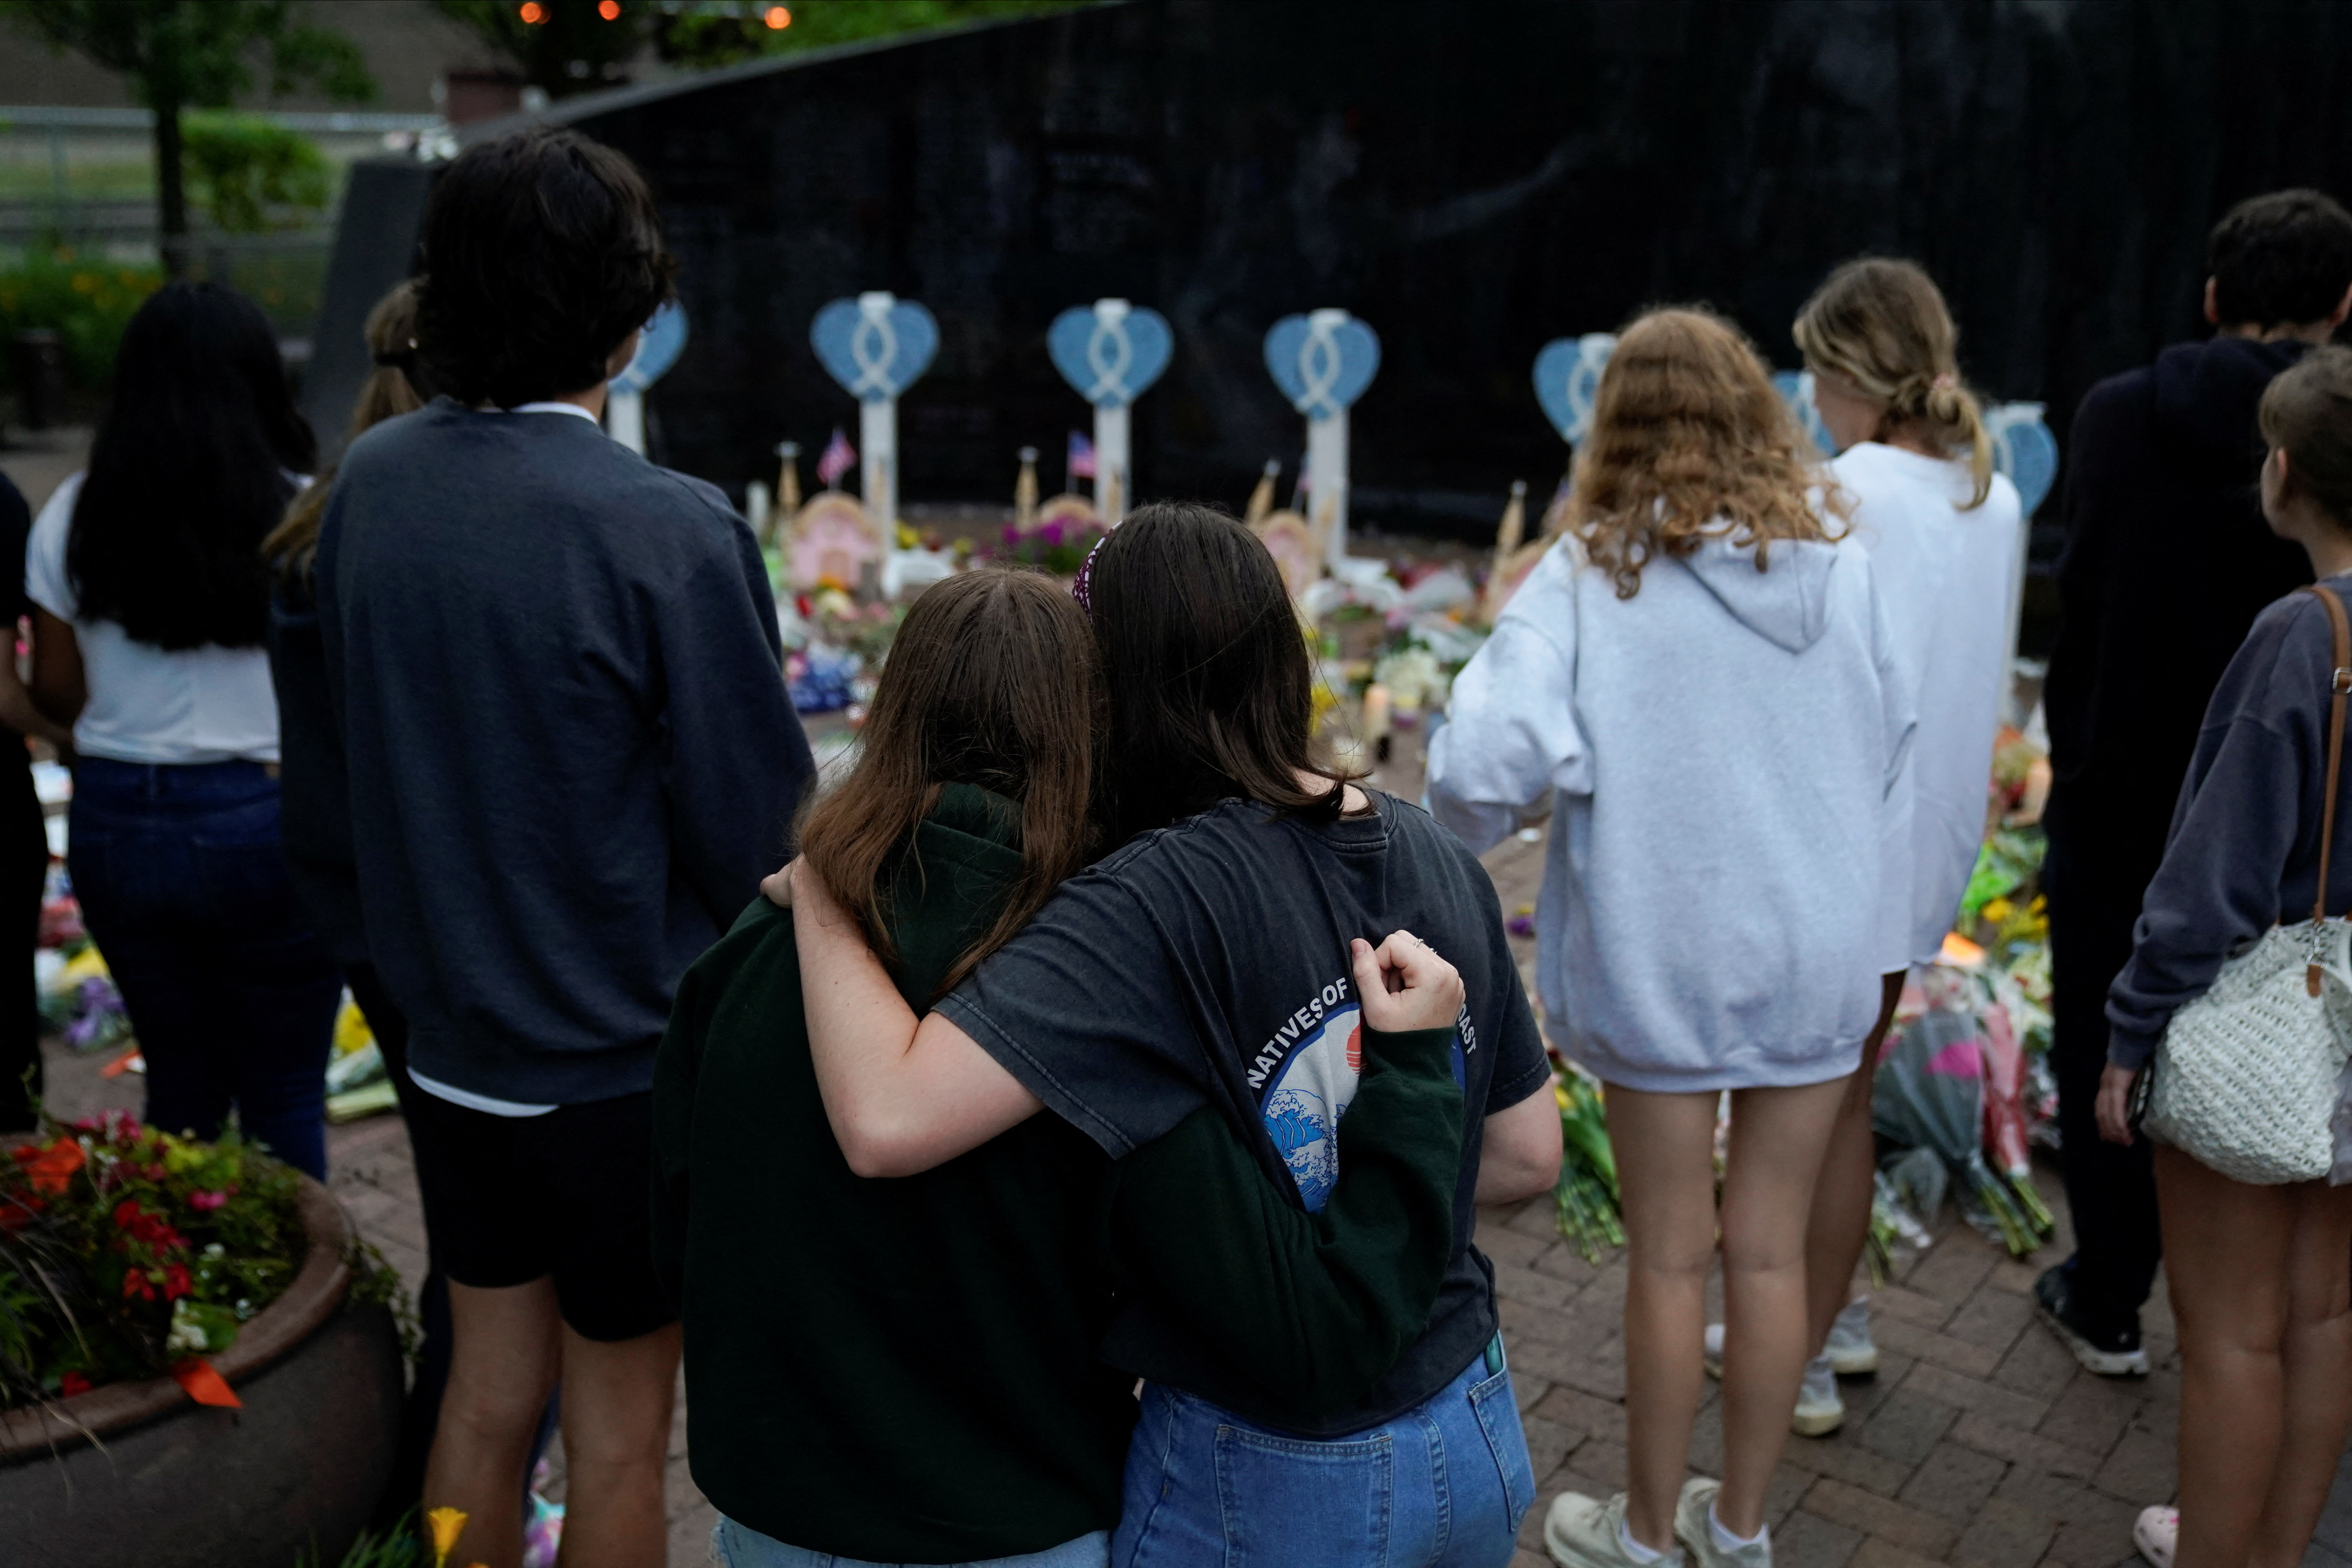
top-left (1805, 973), bottom-right (1905, 1352)
top-left (2249, 1176), bottom-right (2352, 1568)
top-left (1605, 1084), bottom-right (1722, 1552)
top-left (2157, 1142), bottom-right (2296, 1568)
top-left (425, 1279), bottom-right (563, 1568)
top-left (553, 1320), bottom-right (681, 1568)
top-left (1716, 1077), bottom-right (1852, 1536)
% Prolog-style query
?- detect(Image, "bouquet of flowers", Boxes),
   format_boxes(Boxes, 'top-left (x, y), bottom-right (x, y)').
top-left (0, 1109), bottom-right (304, 1406)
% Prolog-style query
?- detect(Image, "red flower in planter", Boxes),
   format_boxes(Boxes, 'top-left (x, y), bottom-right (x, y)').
top-left (122, 1268), bottom-right (156, 1302)
top-left (162, 1263), bottom-right (193, 1301)
top-left (16, 1139), bottom-right (84, 1196)
top-left (59, 1370), bottom-right (90, 1397)
top-left (110, 1199), bottom-right (186, 1252)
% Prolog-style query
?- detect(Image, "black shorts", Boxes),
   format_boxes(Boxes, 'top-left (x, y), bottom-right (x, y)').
top-left (402, 1085), bottom-right (676, 1343)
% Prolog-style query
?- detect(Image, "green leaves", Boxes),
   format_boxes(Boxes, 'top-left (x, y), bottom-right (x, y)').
top-left (182, 114), bottom-right (333, 232)
top-left (5, 1), bottom-right (376, 111)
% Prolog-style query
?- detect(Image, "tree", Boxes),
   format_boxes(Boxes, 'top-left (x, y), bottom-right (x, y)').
top-left (431, 0), bottom-right (1084, 92)
top-left (432, 0), bottom-right (645, 100)
top-left (5, 1), bottom-right (373, 275)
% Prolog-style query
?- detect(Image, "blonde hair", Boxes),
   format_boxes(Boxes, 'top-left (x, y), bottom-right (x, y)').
top-left (1792, 257), bottom-right (1994, 508)
top-left (264, 279), bottom-right (428, 582)
top-left (1571, 306), bottom-right (1844, 599)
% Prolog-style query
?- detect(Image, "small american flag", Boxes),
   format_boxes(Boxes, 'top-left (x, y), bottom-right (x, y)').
top-left (816, 428), bottom-right (857, 489)
top-left (1067, 430), bottom-right (1096, 482)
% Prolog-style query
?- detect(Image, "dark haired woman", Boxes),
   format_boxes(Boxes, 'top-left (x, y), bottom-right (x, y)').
top-left (2094, 345), bottom-right (2352, 1568)
top-left (663, 567), bottom-right (1475, 1567)
top-left (786, 505), bottom-right (1562, 1567)
top-left (27, 281), bottom-right (342, 1179)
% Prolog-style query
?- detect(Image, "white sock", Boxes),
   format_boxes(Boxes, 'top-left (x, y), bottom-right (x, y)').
top-left (1708, 1501), bottom-right (1767, 1552)
top-left (1617, 1514), bottom-right (1666, 1563)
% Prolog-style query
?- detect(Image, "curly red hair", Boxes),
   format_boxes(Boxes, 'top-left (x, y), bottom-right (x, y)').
top-left (1571, 307), bottom-right (1844, 599)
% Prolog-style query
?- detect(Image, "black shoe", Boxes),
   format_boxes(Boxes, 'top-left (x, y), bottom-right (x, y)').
top-left (2033, 1261), bottom-right (2148, 1376)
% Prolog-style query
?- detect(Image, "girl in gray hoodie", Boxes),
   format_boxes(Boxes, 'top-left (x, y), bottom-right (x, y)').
top-left (1431, 308), bottom-right (1914, 1568)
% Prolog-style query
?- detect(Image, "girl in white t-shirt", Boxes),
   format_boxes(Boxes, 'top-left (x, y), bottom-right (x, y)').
top-left (26, 282), bottom-right (342, 1177)
top-left (1765, 258), bottom-right (2024, 1431)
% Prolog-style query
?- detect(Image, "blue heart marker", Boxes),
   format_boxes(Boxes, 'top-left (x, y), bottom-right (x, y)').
top-left (809, 293), bottom-right (939, 537)
top-left (604, 300), bottom-right (687, 455)
top-left (1986, 403), bottom-right (2058, 520)
top-left (1049, 300), bottom-right (1172, 521)
top-left (1771, 370), bottom-right (1839, 457)
top-left (1263, 310), bottom-right (1380, 564)
top-left (1532, 333), bottom-right (1616, 447)
top-left (611, 300), bottom-right (687, 395)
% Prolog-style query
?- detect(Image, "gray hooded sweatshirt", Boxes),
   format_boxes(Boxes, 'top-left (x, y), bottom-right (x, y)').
top-left (1430, 533), bottom-right (1915, 1092)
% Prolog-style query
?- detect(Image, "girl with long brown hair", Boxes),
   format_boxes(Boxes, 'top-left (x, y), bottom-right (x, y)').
top-left (657, 563), bottom-right (1490, 1568)
top-left (775, 503), bottom-right (1561, 1568)
top-left (1430, 307), bottom-right (1916, 1568)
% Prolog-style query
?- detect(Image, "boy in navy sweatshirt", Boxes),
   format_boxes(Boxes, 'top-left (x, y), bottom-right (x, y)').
top-left (317, 128), bottom-right (812, 1562)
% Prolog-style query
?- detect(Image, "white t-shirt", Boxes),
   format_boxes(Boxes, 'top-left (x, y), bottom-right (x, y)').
top-left (26, 472), bottom-right (284, 765)
top-left (1836, 442), bottom-right (2025, 966)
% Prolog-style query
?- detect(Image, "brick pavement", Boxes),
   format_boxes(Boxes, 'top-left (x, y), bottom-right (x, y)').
top-left (28, 761), bottom-right (2352, 1567)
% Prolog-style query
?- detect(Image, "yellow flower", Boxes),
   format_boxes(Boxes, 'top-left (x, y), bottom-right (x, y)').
top-left (1981, 897), bottom-right (2013, 925)
top-left (426, 1506), bottom-right (469, 1568)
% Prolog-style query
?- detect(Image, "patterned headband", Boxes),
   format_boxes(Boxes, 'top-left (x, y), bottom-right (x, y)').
top-left (1071, 535), bottom-right (1107, 614)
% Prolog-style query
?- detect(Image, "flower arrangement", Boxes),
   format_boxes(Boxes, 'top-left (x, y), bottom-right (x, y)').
top-left (990, 515), bottom-right (1105, 577)
top-left (0, 1109), bottom-right (304, 1408)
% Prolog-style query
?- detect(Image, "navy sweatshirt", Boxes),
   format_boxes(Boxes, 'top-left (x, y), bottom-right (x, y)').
top-left (2045, 337), bottom-right (2313, 890)
top-left (2107, 576), bottom-right (2352, 1070)
top-left (317, 400), bottom-right (813, 1104)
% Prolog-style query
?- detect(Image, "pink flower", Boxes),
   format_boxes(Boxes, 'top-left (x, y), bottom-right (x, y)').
top-left (188, 1190), bottom-right (228, 1212)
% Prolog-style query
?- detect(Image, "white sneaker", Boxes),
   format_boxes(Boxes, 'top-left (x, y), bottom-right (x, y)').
top-left (1675, 1478), bottom-right (1771, 1568)
top-left (1545, 1491), bottom-right (1685, 1568)
top-left (1698, 1327), bottom-right (1842, 1436)
top-left (1791, 1355), bottom-right (1844, 1436)
top-left (1823, 1297), bottom-right (1878, 1375)
top-left (2133, 1506), bottom-right (2177, 1568)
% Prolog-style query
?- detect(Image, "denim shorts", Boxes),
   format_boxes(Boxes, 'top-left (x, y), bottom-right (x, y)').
top-left (1113, 1338), bottom-right (1534, 1568)
top-left (712, 1516), bottom-right (1110, 1568)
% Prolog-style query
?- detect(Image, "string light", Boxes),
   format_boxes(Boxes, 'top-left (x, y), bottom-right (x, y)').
top-left (765, 5), bottom-right (792, 27)
top-left (517, 1), bottom-right (545, 21)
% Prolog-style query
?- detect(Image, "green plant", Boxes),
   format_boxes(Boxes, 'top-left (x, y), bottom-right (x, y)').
top-left (0, 248), bottom-right (165, 392)
top-left (0, 1108), bottom-right (305, 1406)
top-left (182, 114), bottom-right (332, 233)
top-left (294, 1508), bottom-right (425, 1568)
top-left (342, 1236), bottom-right (419, 1362)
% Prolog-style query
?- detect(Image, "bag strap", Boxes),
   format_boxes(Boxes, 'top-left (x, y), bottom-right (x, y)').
top-left (2302, 583), bottom-right (2352, 996)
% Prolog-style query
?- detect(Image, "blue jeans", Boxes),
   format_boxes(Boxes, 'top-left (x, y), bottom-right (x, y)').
top-left (1114, 1340), bottom-right (1535, 1568)
top-left (713, 1517), bottom-right (1110, 1568)
top-left (68, 758), bottom-right (342, 1177)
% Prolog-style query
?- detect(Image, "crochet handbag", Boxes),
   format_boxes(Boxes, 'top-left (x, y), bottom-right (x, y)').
top-left (2144, 583), bottom-right (2352, 1185)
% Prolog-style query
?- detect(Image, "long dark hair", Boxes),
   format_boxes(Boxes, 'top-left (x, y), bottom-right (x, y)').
top-left (71, 283), bottom-right (313, 649)
top-left (800, 569), bottom-right (1101, 998)
top-left (1086, 502), bottom-right (1351, 844)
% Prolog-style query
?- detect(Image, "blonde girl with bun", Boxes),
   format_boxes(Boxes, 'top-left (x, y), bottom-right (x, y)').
top-left (1738, 260), bottom-right (2025, 1437)
top-left (1433, 306), bottom-right (1916, 1568)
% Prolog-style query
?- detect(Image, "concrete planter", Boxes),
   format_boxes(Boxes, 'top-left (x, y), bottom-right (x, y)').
top-left (0, 1175), bottom-right (403, 1567)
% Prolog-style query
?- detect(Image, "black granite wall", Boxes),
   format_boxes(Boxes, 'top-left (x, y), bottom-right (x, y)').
top-left (480, 0), bottom-right (2352, 535)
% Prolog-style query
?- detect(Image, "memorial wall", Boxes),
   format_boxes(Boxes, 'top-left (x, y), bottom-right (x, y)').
top-left (343, 0), bottom-right (2352, 541)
